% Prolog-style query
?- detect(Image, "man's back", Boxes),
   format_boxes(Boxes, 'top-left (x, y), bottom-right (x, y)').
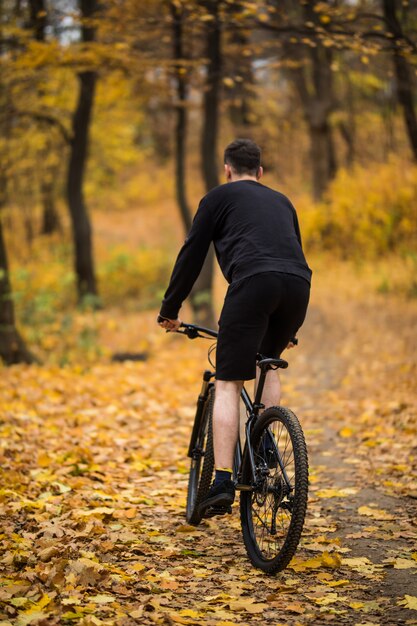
top-left (204, 180), bottom-right (311, 285)
top-left (160, 179), bottom-right (311, 320)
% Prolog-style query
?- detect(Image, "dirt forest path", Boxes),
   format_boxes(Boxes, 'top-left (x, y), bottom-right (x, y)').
top-left (0, 275), bottom-right (417, 626)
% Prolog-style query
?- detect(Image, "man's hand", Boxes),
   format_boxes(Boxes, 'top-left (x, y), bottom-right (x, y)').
top-left (157, 316), bottom-right (181, 332)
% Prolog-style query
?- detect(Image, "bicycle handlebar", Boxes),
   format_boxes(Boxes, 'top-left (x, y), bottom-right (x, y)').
top-left (157, 316), bottom-right (298, 344)
top-left (157, 315), bottom-right (218, 339)
top-left (177, 322), bottom-right (218, 339)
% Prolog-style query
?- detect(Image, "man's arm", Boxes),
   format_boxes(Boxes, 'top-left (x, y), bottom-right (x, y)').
top-left (159, 197), bottom-right (215, 320)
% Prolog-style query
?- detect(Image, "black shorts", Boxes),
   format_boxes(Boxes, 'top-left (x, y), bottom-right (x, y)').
top-left (216, 272), bottom-right (310, 381)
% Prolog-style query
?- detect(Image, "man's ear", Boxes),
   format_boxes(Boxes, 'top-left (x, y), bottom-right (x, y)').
top-left (257, 166), bottom-right (264, 180)
top-left (224, 163), bottom-right (232, 181)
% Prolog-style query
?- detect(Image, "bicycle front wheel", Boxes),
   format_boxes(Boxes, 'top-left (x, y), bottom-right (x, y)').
top-left (186, 386), bottom-right (215, 525)
top-left (240, 406), bottom-right (308, 574)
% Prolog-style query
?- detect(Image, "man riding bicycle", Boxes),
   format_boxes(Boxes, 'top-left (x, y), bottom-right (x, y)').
top-left (158, 139), bottom-right (311, 518)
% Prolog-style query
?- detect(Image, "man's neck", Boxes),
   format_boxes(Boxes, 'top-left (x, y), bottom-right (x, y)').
top-left (230, 175), bottom-right (259, 183)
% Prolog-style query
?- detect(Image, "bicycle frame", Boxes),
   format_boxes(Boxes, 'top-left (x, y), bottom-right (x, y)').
top-left (236, 384), bottom-right (292, 492)
top-left (178, 323), bottom-right (292, 493)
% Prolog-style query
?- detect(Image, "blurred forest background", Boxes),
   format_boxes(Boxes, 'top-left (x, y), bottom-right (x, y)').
top-left (1, 0), bottom-right (417, 366)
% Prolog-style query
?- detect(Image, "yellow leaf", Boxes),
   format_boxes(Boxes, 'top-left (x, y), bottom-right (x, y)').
top-left (316, 487), bottom-right (357, 498)
top-left (223, 77), bottom-right (235, 88)
top-left (325, 579), bottom-right (350, 587)
top-left (168, 614), bottom-right (197, 625)
top-left (349, 601), bottom-right (364, 609)
top-left (339, 426), bottom-right (354, 438)
top-left (245, 603), bottom-right (269, 614)
top-left (16, 611), bottom-right (48, 626)
top-left (77, 507), bottom-right (115, 517)
top-left (315, 592), bottom-right (339, 606)
top-left (322, 552), bottom-right (342, 568)
top-left (228, 597), bottom-right (268, 613)
top-left (284, 602), bottom-right (305, 614)
top-left (176, 524), bottom-right (197, 533)
top-left (391, 558), bottom-right (417, 569)
top-left (89, 594), bottom-right (114, 604)
top-left (130, 562), bottom-right (146, 572)
top-left (37, 452), bottom-right (51, 467)
top-left (398, 595), bottom-right (417, 610)
top-left (342, 557), bottom-right (382, 577)
top-left (62, 597), bottom-right (82, 606)
top-left (357, 506), bottom-right (393, 520)
top-left (290, 551), bottom-right (341, 572)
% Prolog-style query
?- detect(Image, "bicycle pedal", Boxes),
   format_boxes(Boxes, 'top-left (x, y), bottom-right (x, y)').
top-left (204, 505), bottom-right (232, 518)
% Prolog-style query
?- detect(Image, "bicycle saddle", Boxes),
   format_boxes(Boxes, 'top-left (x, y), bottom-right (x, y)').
top-left (257, 357), bottom-right (288, 370)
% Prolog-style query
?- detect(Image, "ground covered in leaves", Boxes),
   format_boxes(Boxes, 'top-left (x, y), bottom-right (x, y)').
top-left (1, 272), bottom-right (417, 626)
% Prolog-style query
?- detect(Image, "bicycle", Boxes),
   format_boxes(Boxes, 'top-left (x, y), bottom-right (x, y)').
top-left (176, 321), bottom-right (309, 575)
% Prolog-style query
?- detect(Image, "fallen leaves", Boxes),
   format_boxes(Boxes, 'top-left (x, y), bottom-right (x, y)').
top-left (386, 557), bottom-right (417, 570)
top-left (0, 286), bottom-right (416, 624)
top-left (67, 558), bottom-right (108, 587)
top-left (227, 598), bottom-right (269, 613)
top-left (290, 551), bottom-right (342, 572)
top-left (341, 557), bottom-right (384, 579)
top-left (316, 487), bottom-right (358, 498)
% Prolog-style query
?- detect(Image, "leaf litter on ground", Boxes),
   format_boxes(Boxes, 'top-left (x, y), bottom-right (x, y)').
top-left (0, 276), bottom-right (417, 625)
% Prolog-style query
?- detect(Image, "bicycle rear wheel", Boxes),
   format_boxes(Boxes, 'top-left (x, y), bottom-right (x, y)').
top-left (240, 406), bottom-right (308, 574)
top-left (186, 386), bottom-right (215, 525)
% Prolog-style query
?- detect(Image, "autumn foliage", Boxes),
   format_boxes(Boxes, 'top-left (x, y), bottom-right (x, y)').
top-left (1, 278), bottom-right (416, 624)
top-left (0, 0), bottom-right (417, 622)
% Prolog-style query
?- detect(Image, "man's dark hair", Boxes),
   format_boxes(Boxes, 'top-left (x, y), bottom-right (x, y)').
top-left (224, 139), bottom-right (261, 176)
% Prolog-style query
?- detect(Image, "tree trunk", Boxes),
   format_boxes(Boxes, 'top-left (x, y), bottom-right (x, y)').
top-left (171, 1), bottom-right (192, 233)
top-left (41, 178), bottom-right (61, 235)
top-left (28, 0), bottom-right (46, 41)
top-left (0, 216), bottom-right (36, 364)
top-left (188, 0), bottom-right (222, 328)
top-left (28, 0), bottom-right (61, 234)
top-left (383, 0), bottom-right (417, 161)
top-left (338, 72), bottom-right (356, 168)
top-left (286, 0), bottom-right (337, 201)
top-left (200, 0), bottom-right (221, 192)
top-left (171, 1), bottom-right (215, 325)
top-left (291, 62), bottom-right (336, 200)
top-left (67, 0), bottom-right (98, 303)
top-left (0, 22), bottom-right (35, 365)
top-left (338, 121), bottom-right (355, 168)
top-left (226, 1), bottom-right (254, 129)
top-left (308, 120), bottom-right (336, 201)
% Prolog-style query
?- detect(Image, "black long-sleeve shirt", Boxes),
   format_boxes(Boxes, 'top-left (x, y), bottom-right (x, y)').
top-left (160, 180), bottom-right (312, 319)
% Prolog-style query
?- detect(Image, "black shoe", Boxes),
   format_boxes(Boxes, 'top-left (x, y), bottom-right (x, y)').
top-left (198, 479), bottom-right (235, 518)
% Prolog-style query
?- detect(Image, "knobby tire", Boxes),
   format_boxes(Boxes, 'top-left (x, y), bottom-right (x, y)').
top-left (186, 387), bottom-right (215, 525)
top-left (240, 406), bottom-right (308, 574)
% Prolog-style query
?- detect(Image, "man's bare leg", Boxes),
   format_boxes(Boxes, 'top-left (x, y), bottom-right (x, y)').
top-left (213, 380), bottom-right (243, 469)
top-left (255, 368), bottom-right (281, 409)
